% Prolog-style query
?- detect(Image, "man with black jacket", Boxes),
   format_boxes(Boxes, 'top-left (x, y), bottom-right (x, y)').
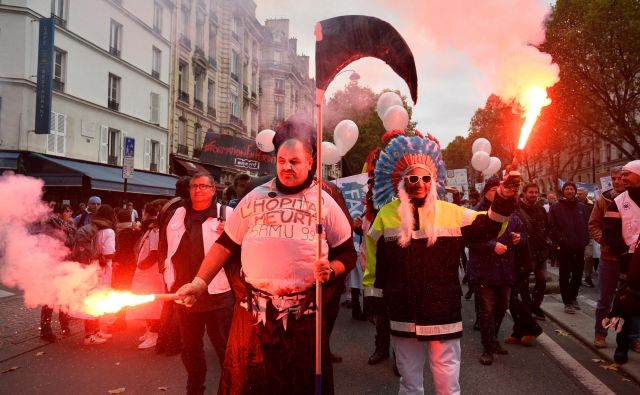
top-left (517, 182), bottom-right (551, 320)
top-left (549, 181), bottom-right (590, 314)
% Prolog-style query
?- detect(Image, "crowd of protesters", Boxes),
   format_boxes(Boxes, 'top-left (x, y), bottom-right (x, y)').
top-left (33, 130), bottom-right (640, 395)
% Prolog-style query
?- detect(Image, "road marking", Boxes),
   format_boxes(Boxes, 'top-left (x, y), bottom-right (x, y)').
top-left (0, 289), bottom-right (15, 298)
top-left (578, 295), bottom-right (598, 309)
top-left (537, 333), bottom-right (615, 395)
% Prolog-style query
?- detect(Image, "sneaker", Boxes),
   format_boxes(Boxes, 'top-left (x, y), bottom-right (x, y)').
top-left (138, 332), bottom-right (158, 349)
top-left (96, 331), bottom-right (112, 339)
top-left (521, 334), bottom-right (540, 347)
top-left (582, 278), bottom-right (595, 288)
top-left (531, 307), bottom-right (546, 321)
top-left (84, 334), bottom-right (107, 345)
top-left (571, 300), bottom-right (581, 310)
top-left (593, 333), bottom-right (607, 349)
top-left (564, 304), bottom-right (576, 314)
top-left (139, 331), bottom-right (149, 342)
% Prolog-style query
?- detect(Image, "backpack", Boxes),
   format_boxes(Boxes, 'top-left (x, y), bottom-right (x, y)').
top-left (70, 223), bottom-right (99, 265)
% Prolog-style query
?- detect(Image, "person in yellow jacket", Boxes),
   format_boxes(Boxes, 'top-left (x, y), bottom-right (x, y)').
top-left (363, 135), bottom-right (519, 395)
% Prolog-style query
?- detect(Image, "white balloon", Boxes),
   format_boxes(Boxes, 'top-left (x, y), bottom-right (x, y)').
top-left (482, 157), bottom-right (502, 176)
top-left (376, 92), bottom-right (403, 119)
top-left (256, 129), bottom-right (276, 152)
top-left (321, 141), bottom-right (342, 165)
top-left (382, 105), bottom-right (409, 131)
top-left (334, 120), bottom-right (359, 155)
top-left (471, 151), bottom-right (491, 171)
top-left (472, 138), bottom-right (492, 155)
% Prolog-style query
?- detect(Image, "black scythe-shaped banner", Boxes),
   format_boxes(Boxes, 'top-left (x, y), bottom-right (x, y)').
top-left (313, 15), bottom-right (418, 395)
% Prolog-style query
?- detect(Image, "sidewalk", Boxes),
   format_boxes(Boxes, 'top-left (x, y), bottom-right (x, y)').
top-left (0, 294), bottom-right (83, 362)
top-left (541, 268), bottom-right (640, 384)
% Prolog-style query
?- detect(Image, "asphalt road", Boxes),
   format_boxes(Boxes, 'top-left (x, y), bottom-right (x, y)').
top-left (0, 283), bottom-right (638, 394)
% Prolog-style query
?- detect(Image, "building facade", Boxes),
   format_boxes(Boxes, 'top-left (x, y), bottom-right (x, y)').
top-left (259, 18), bottom-right (314, 131)
top-left (0, 0), bottom-right (176, 204)
top-left (169, 0), bottom-right (263, 185)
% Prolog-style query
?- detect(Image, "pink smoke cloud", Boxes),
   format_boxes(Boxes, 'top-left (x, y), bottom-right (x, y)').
top-left (0, 174), bottom-right (101, 315)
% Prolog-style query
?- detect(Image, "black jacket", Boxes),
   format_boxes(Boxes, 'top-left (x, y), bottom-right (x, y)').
top-left (548, 198), bottom-right (590, 250)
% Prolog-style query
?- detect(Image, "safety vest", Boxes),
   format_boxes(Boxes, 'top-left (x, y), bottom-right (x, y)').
top-left (614, 191), bottom-right (640, 253)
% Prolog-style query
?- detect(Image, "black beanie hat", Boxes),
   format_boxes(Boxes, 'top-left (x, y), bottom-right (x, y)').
top-left (482, 176), bottom-right (501, 196)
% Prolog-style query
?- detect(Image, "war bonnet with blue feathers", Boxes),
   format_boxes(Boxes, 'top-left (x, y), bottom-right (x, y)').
top-left (372, 135), bottom-right (446, 209)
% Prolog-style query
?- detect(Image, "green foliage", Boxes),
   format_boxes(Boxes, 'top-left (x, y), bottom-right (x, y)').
top-left (540, 0), bottom-right (640, 158)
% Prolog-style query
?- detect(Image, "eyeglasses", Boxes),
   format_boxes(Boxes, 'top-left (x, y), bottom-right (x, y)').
top-left (191, 184), bottom-right (214, 190)
top-left (404, 175), bottom-right (431, 185)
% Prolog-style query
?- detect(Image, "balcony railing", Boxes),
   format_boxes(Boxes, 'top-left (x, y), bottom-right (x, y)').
top-left (178, 91), bottom-right (189, 102)
top-left (274, 88), bottom-right (285, 95)
top-left (194, 99), bottom-right (203, 111)
top-left (53, 79), bottom-right (65, 92)
top-left (150, 163), bottom-right (158, 172)
top-left (108, 99), bottom-right (119, 111)
top-left (151, 70), bottom-right (160, 79)
top-left (208, 56), bottom-right (217, 68)
top-left (232, 31), bottom-right (239, 41)
top-left (208, 107), bottom-right (216, 118)
top-left (107, 155), bottom-right (119, 166)
top-left (194, 46), bottom-right (205, 58)
top-left (243, 85), bottom-right (249, 97)
top-left (177, 144), bottom-right (188, 155)
top-left (109, 46), bottom-right (121, 57)
top-left (193, 148), bottom-right (202, 158)
top-left (179, 35), bottom-right (191, 48)
top-left (230, 72), bottom-right (239, 82)
top-left (229, 114), bottom-right (242, 127)
top-left (53, 15), bottom-right (66, 28)
top-left (251, 91), bottom-right (257, 100)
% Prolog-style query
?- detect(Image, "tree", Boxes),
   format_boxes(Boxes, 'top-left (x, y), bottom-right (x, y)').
top-left (441, 136), bottom-right (470, 170)
top-left (540, 0), bottom-right (640, 159)
top-left (323, 84), bottom-right (415, 173)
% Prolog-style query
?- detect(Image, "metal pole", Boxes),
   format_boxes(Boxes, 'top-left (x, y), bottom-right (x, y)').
top-left (314, 88), bottom-right (325, 395)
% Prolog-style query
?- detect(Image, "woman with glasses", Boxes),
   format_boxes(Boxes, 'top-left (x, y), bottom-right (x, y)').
top-left (362, 135), bottom-right (520, 395)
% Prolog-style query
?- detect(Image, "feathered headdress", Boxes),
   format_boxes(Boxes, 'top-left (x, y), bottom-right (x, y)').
top-left (373, 135), bottom-right (446, 208)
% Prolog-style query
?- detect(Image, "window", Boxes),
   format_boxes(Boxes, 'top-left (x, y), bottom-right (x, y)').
top-left (196, 12), bottom-right (205, 49)
top-left (273, 51), bottom-right (281, 64)
top-left (153, 3), bottom-right (163, 33)
top-left (178, 62), bottom-right (188, 101)
top-left (150, 140), bottom-right (160, 170)
top-left (208, 26), bottom-right (217, 63)
top-left (207, 79), bottom-right (215, 112)
top-left (275, 101), bottom-right (284, 121)
top-left (181, 7), bottom-right (190, 38)
top-left (53, 48), bottom-right (66, 92)
top-left (230, 92), bottom-right (240, 118)
top-left (275, 79), bottom-right (284, 94)
top-left (52, 0), bottom-right (66, 27)
top-left (232, 16), bottom-right (240, 41)
top-left (110, 20), bottom-right (123, 57)
top-left (194, 74), bottom-right (203, 110)
top-left (178, 119), bottom-right (186, 145)
top-left (152, 47), bottom-right (161, 78)
top-left (108, 128), bottom-right (121, 165)
top-left (231, 50), bottom-right (240, 81)
top-left (47, 111), bottom-right (66, 155)
top-left (108, 73), bottom-right (121, 111)
top-left (194, 125), bottom-right (202, 149)
top-left (150, 92), bottom-right (160, 124)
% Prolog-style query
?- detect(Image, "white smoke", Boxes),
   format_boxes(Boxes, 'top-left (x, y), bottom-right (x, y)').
top-left (0, 173), bottom-right (100, 314)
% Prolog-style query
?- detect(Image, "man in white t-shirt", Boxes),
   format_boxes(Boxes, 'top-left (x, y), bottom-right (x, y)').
top-left (178, 120), bottom-right (356, 395)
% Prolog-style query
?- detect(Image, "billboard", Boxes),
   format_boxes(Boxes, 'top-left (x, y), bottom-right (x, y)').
top-left (199, 132), bottom-right (276, 174)
top-left (35, 18), bottom-right (55, 134)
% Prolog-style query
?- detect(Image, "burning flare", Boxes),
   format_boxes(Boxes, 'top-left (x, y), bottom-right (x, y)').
top-left (517, 86), bottom-right (551, 150)
top-left (82, 289), bottom-right (155, 317)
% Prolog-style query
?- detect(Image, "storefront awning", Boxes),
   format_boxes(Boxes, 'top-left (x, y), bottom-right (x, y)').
top-left (0, 151), bottom-right (20, 170)
top-left (27, 153), bottom-right (177, 196)
top-left (173, 158), bottom-right (211, 175)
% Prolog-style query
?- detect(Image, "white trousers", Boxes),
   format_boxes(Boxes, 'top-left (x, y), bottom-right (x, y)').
top-left (391, 335), bottom-right (461, 395)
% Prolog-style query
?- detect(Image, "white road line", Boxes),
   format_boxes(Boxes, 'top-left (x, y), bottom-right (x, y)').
top-left (537, 333), bottom-right (614, 395)
top-left (0, 289), bottom-right (15, 298)
top-left (578, 295), bottom-right (598, 309)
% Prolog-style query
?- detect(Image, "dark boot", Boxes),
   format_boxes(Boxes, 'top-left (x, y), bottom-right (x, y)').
top-left (351, 289), bottom-right (366, 321)
top-left (493, 342), bottom-right (508, 355)
top-left (368, 348), bottom-right (390, 365)
top-left (40, 306), bottom-right (56, 342)
top-left (59, 311), bottom-right (71, 335)
top-left (614, 325), bottom-right (630, 364)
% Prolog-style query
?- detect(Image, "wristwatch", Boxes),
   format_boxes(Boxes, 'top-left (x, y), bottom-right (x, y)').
top-left (329, 265), bottom-right (336, 281)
